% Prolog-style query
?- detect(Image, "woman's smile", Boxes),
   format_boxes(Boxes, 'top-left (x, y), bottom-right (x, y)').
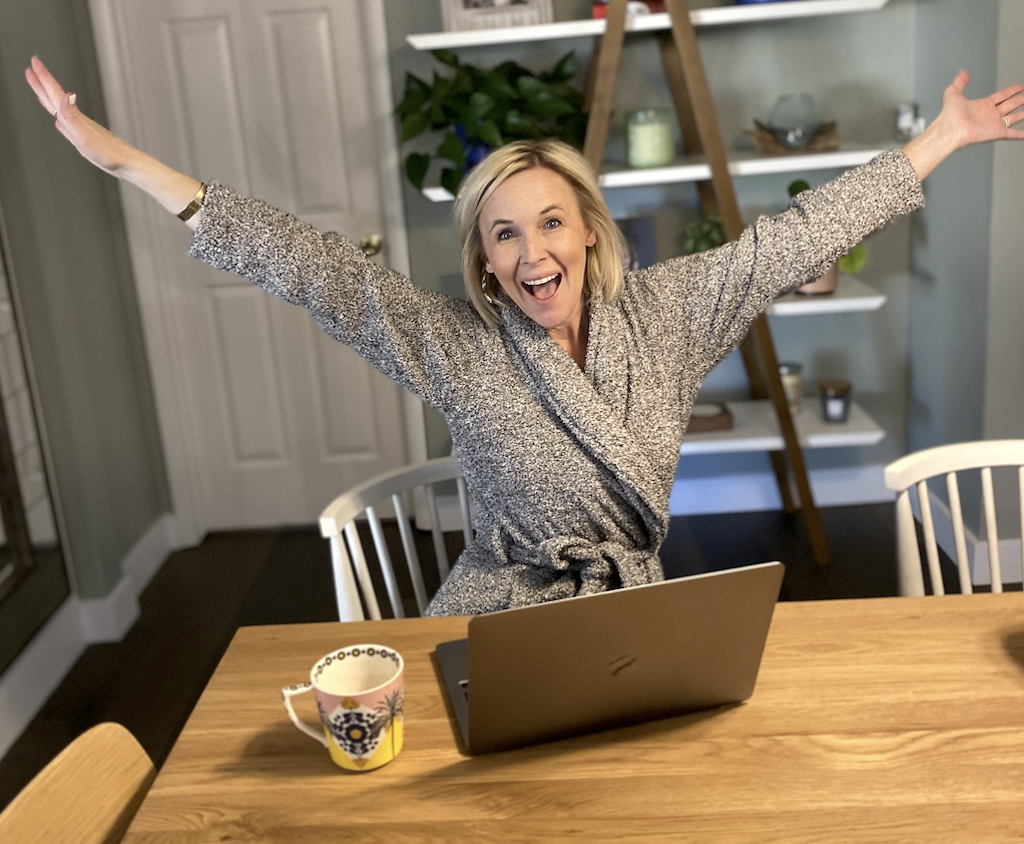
top-left (521, 271), bottom-right (561, 300)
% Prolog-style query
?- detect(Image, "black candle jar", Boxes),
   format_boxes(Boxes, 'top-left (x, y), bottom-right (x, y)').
top-left (819, 379), bottom-right (851, 423)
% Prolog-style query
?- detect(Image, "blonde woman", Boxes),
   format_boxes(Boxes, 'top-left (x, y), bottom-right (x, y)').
top-left (27, 57), bottom-right (1023, 615)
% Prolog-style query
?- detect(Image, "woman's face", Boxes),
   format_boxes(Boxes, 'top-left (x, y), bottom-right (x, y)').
top-left (479, 167), bottom-right (596, 341)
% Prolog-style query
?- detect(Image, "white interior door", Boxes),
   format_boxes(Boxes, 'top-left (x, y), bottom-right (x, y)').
top-left (89, 0), bottom-right (413, 532)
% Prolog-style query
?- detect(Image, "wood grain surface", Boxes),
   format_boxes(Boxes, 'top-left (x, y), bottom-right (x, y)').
top-left (123, 595), bottom-right (1024, 843)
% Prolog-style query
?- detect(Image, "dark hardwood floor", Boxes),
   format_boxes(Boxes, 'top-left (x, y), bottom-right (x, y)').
top-left (0, 503), bottom-right (904, 811)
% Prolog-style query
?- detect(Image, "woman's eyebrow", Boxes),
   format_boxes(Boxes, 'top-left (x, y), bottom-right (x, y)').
top-left (488, 217), bottom-right (513, 231)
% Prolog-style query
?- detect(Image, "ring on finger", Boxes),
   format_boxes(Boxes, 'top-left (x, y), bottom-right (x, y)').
top-left (1004, 115), bottom-right (1011, 129)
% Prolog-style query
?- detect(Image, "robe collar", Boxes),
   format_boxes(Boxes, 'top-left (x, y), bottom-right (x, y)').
top-left (499, 295), bottom-right (667, 547)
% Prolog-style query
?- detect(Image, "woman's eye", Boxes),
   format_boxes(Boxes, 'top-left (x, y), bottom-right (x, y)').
top-left (496, 229), bottom-right (514, 241)
top-left (544, 218), bottom-right (562, 229)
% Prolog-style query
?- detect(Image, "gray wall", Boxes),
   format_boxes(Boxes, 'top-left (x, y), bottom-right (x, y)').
top-left (907, 0), bottom-right (998, 455)
top-left (0, 0), bottom-right (170, 598)
top-left (980, 0), bottom-right (1024, 538)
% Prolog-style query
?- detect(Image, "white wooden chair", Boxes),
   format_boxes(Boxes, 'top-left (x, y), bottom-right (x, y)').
top-left (0, 722), bottom-right (155, 844)
top-left (884, 440), bottom-right (1024, 596)
top-left (319, 456), bottom-right (473, 621)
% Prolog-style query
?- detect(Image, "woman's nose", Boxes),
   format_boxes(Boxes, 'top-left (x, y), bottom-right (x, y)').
top-left (519, 231), bottom-right (544, 264)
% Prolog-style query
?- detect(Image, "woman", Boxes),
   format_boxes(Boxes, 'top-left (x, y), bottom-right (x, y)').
top-left (26, 57), bottom-right (1023, 615)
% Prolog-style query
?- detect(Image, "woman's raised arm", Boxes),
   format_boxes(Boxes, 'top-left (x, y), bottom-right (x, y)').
top-left (904, 70), bottom-right (1024, 181)
top-left (25, 56), bottom-right (205, 229)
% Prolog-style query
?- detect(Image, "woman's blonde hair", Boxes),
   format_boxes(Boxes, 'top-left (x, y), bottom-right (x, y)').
top-left (453, 139), bottom-right (624, 328)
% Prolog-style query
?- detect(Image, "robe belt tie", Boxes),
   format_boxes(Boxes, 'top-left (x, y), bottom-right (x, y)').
top-left (508, 535), bottom-right (663, 600)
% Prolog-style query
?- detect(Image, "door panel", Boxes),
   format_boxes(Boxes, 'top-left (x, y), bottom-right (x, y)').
top-left (108, 0), bottom-right (407, 528)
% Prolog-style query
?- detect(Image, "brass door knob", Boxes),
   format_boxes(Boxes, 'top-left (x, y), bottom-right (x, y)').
top-left (359, 233), bottom-right (384, 257)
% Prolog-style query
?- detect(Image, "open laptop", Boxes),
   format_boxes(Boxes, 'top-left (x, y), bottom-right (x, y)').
top-left (436, 561), bottom-right (784, 754)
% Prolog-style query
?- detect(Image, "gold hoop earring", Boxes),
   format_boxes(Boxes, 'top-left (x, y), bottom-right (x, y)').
top-left (480, 270), bottom-right (495, 305)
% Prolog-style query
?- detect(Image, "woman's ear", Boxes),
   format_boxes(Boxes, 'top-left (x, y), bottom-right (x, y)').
top-left (585, 228), bottom-right (597, 248)
top-left (484, 261), bottom-right (493, 274)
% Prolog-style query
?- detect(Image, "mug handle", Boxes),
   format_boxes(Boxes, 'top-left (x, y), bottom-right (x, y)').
top-left (282, 682), bottom-right (329, 747)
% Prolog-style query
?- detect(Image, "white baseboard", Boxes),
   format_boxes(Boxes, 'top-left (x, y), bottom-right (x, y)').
top-left (78, 514), bottom-right (175, 642)
top-left (668, 463), bottom-right (894, 515)
top-left (0, 514), bottom-right (176, 762)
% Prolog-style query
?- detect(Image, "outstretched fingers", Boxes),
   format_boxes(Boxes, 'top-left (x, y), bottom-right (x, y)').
top-left (992, 86), bottom-right (1024, 136)
top-left (992, 83), bottom-right (1024, 108)
top-left (26, 56), bottom-right (66, 116)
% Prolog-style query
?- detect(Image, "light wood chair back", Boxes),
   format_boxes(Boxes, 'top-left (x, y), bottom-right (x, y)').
top-left (884, 440), bottom-right (1024, 596)
top-left (319, 456), bottom-right (472, 621)
top-left (0, 722), bottom-right (155, 844)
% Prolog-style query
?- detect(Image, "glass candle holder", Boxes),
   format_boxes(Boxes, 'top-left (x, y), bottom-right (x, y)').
top-left (778, 362), bottom-right (803, 415)
top-left (626, 109), bottom-right (675, 168)
top-left (820, 379), bottom-right (851, 423)
top-left (767, 93), bottom-right (822, 149)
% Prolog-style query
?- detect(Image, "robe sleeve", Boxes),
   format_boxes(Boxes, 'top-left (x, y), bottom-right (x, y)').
top-left (627, 149), bottom-right (925, 375)
top-left (188, 183), bottom-right (484, 413)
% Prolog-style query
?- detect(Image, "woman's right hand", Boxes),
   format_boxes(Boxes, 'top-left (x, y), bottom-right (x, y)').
top-left (26, 56), bottom-right (140, 177)
top-left (25, 55), bottom-right (206, 226)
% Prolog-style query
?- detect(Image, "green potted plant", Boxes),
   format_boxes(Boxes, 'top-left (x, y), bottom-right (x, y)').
top-left (788, 179), bottom-right (866, 294)
top-left (683, 215), bottom-right (727, 255)
top-left (396, 50), bottom-right (588, 196)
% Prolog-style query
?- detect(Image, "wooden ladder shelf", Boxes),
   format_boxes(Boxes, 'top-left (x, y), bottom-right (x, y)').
top-left (584, 0), bottom-right (831, 566)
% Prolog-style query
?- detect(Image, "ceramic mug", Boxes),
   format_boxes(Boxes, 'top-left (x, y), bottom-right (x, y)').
top-left (282, 644), bottom-right (404, 771)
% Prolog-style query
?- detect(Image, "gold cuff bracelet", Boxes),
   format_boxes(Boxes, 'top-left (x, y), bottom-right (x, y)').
top-left (177, 183), bottom-right (207, 222)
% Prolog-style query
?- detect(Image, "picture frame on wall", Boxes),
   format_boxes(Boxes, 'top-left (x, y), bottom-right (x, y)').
top-left (440, 0), bottom-right (554, 32)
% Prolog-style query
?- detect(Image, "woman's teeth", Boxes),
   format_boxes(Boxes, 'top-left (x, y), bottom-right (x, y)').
top-left (522, 273), bottom-right (561, 300)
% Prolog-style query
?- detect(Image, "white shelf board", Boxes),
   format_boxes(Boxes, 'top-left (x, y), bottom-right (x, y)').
top-left (768, 275), bottom-right (886, 316)
top-left (420, 144), bottom-right (893, 202)
top-left (680, 399), bottom-right (884, 455)
top-left (600, 144), bottom-right (893, 188)
top-left (408, 0), bottom-right (890, 51)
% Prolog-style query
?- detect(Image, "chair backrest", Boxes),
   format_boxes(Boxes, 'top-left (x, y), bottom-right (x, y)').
top-left (884, 440), bottom-right (1024, 596)
top-left (0, 722), bottom-right (155, 844)
top-left (319, 456), bottom-right (472, 621)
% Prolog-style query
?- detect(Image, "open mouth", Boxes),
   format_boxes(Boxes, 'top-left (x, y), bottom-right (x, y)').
top-left (521, 272), bottom-right (561, 302)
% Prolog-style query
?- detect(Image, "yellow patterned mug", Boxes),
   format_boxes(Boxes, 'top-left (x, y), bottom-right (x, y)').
top-left (282, 644), bottom-right (404, 771)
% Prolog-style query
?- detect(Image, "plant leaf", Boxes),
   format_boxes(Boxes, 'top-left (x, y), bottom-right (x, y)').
top-left (453, 65), bottom-right (474, 97)
top-left (401, 111), bottom-right (430, 142)
top-left (440, 167), bottom-right (463, 197)
top-left (550, 52), bottom-right (578, 83)
top-left (478, 119), bottom-right (503, 148)
top-left (432, 49), bottom-right (460, 68)
top-left (429, 74), bottom-right (455, 125)
top-left (405, 153), bottom-right (430, 191)
top-left (481, 70), bottom-right (517, 102)
top-left (504, 109), bottom-right (541, 139)
top-left (560, 112), bottom-right (589, 147)
top-left (396, 73), bottom-right (431, 117)
top-left (463, 90), bottom-right (496, 125)
top-left (526, 92), bottom-right (576, 119)
top-left (437, 131), bottom-right (466, 168)
top-left (515, 75), bottom-right (546, 97)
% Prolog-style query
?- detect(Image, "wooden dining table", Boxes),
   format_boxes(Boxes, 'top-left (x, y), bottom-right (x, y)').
top-left (123, 593), bottom-right (1024, 843)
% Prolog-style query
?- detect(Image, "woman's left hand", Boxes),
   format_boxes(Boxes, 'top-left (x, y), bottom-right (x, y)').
top-left (904, 70), bottom-right (1024, 180)
top-left (939, 69), bottom-right (1024, 148)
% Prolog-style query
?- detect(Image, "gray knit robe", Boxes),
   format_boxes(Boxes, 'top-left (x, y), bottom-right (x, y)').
top-left (189, 150), bottom-right (924, 616)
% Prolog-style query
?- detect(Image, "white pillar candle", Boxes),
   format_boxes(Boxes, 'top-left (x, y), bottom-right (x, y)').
top-left (626, 109), bottom-right (675, 168)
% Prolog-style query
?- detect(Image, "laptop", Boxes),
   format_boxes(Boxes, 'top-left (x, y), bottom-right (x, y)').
top-left (436, 561), bottom-right (784, 754)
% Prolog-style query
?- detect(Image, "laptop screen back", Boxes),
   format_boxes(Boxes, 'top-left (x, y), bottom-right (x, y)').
top-left (455, 561), bottom-right (784, 754)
